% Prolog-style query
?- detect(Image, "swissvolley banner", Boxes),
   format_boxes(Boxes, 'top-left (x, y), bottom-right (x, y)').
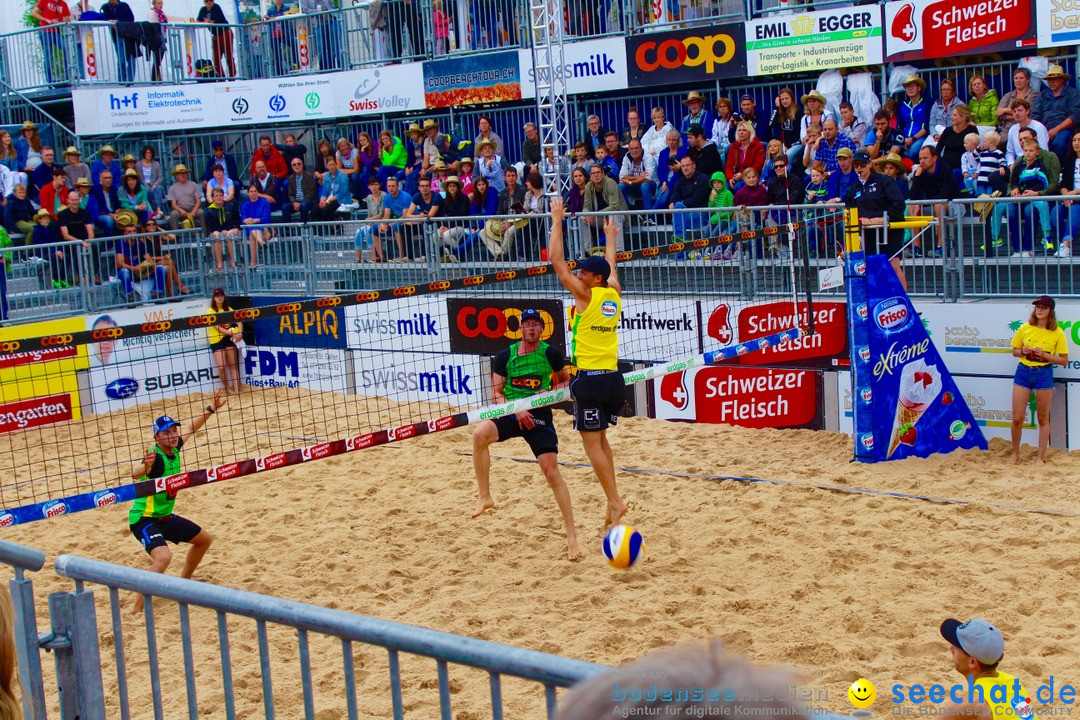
top-left (847, 253), bottom-right (986, 462)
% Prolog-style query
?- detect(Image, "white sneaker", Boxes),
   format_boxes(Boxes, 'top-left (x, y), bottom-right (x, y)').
top-left (1010, 252), bottom-right (1023, 258)
top-left (1054, 243), bottom-right (1072, 258)
top-left (1021, 251), bottom-right (1033, 258)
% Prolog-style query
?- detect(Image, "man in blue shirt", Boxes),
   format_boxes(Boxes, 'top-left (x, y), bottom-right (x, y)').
top-left (282, 158), bottom-right (317, 224)
top-left (827, 148), bottom-right (858, 203)
top-left (866, 110), bottom-right (907, 160)
top-left (310, 156), bottom-right (348, 221)
top-left (380, 176), bottom-right (412, 260)
top-left (1032, 64), bottom-right (1080, 167)
top-left (115, 223), bottom-right (166, 301)
top-left (816, 119), bottom-right (857, 174)
top-left (90, 145), bottom-right (122, 189)
top-left (399, 176), bottom-right (442, 261)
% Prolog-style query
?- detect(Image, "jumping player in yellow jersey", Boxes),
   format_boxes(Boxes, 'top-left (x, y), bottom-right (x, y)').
top-left (937, 617), bottom-right (1038, 720)
top-left (547, 197), bottom-right (628, 528)
top-left (128, 388), bottom-right (227, 614)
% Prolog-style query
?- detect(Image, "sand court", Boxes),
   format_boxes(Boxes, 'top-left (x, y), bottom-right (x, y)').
top-left (2, 392), bottom-right (1078, 719)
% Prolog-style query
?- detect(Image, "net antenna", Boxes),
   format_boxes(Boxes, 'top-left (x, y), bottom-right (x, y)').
top-left (529, 0), bottom-right (570, 194)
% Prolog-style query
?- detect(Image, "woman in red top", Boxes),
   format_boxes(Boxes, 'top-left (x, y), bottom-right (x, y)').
top-left (724, 121), bottom-right (765, 191)
top-left (31, 0), bottom-right (71, 84)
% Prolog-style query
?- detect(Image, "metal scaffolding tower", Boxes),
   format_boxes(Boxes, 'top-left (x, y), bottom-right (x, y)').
top-left (528, 0), bottom-right (571, 194)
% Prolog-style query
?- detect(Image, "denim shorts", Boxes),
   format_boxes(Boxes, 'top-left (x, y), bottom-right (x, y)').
top-left (1013, 362), bottom-right (1054, 391)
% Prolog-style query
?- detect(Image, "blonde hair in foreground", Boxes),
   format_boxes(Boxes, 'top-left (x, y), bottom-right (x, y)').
top-left (558, 640), bottom-right (812, 720)
top-left (0, 586), bottom-right (20, 720)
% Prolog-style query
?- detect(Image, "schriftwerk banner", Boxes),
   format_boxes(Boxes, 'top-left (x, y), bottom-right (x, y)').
top-left (746, 7), bottom-right (883, 76)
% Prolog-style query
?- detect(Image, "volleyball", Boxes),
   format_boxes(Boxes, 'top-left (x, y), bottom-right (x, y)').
top-left (603, 524), bottom-right (645, 569)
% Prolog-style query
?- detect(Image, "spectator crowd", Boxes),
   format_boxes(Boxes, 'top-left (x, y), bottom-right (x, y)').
top-left (2, 62), bottom-right (1078, 308)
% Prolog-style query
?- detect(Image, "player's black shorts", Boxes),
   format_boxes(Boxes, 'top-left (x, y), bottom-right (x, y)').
top-left (130, 514), bottom-right (202, 554)
top-left (210, 337), bottom-right (234, 352)
top-left (570, 370), bottom-right (625, 432)
top-left (493, 407), bottom-right (558, 457)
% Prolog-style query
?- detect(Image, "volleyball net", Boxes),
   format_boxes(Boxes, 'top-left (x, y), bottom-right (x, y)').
top-left (0, 223), bottom-right (816, 526)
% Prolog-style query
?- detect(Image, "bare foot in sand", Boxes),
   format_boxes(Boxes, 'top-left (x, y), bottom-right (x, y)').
top-left (132, 594), bottom-right (145, 615)
top-left (1036, 456), bottom-right (1046, 465)
top-left (605, 500), bottom-right (628, 528)
top-left (567, 535), bottom-right (582, 562)
top-left (472, 497), bottom-right (494, 518)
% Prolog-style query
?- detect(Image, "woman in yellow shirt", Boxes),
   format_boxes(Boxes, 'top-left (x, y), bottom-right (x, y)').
top-left (1010, 295), bottom-right (1069, 464)
top-left (207, 288), bottom-right (243, 395)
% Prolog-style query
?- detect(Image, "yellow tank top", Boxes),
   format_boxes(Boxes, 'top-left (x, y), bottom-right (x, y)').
top-left (206, 306), bottom-right (233, 345)
top-left (571, 286), bottom-right (620, 370)
top-left (973, 672), bottom-right (1037, 720)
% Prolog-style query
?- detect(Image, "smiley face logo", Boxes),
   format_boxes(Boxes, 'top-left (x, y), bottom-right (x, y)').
top-left (848, 678), bottom-right (876, 709)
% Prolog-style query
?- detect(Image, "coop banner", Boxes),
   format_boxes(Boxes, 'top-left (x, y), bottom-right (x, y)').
top-left (422, 50), bottom-right (521, 108)
top-left (625, 24), bottom-right (747, 87)
top-left (858, 254), bottom-right (986, 461)
top-left (747, 6), bottom-right (883, 76)
top-left (883, 0), bottom-right (1037, 61)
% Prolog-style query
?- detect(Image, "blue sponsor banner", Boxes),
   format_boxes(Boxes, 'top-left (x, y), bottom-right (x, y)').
top-left (422, 50), bottom-right (521, 108)
top-left (860, 254), bottom-right (986, 461)
top-left (845, 250), bottom-right (875, 461)
top-left (249, 295), bottom-right (346, 349)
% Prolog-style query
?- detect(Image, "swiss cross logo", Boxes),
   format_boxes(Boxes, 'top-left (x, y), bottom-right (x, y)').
top-left (891, 2), bottom-right (917, 43)
top-left (660, 371), bottom-right (689, 410)
top-left (707, 303), bottom-right (732, 345)
top-left (346, 433), bottom-right (375, 450)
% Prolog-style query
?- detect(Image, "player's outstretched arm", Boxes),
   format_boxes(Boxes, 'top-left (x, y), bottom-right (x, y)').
top-left (603, 217), bottom-right (622, 295)
top-left (548, 198), bottom-right (590, 303)
top-left (182, 388), bottom-right (227, 443)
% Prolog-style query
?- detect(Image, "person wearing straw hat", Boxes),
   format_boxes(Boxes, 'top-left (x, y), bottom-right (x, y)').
top-left (680, 91), bottom-right (715, 143)
top-left (61, 146), bottom-right (89, 189)
top-left (800, 90), bottom-right (834, 143)
top-left (128, 388), bottom-right (226, 614)
top-left (403, 123), bottom-right (426, 195)
top-left (874, 152), bottom-right (910, 198)
top-left (1032, 64), bottom-right (1080, 167)
top-left (898, 75), bottom-right (931, 160)
top-left (29, 206), bottom-right (69, 289)
top-left (166, 164), bottom-right (204, 231)
top-left (91, 145), bottom-right (122, 189)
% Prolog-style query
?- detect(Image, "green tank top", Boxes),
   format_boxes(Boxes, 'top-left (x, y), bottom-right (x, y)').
top-left (503, 341), bottom-right (555, 401)
top-left (128, 444), bottom-right (182, 524)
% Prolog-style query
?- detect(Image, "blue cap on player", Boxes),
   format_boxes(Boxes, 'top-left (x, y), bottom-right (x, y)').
top-left (152, 416), bottom-right (181, 434)
top-left (577, 255), bottom-right (611, 281)
top-left (520, 309), bottom-right (544, 325)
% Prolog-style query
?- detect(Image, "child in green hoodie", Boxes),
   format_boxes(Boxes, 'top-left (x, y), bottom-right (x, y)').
top-left (707, 171), bottom-right (734, 259)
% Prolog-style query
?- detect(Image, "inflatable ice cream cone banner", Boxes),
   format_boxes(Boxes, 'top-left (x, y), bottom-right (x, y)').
top-left (844, 231), bottom-right (986, 463)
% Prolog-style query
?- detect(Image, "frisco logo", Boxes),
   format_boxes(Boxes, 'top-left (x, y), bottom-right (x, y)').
top-left (601, 300), bottom-right (618, 318)
top-left (856, 303), bottom-right (869, 320)
top-left (858, 346), bottom-right (871, 362)
top-left (860, 387), bottom-right (873, 403)
top-left (0, 511), bottom-right (14, 527)
top-left (736, 344), bottom-right (749, 356)
top-left (93, 490), bottom-right (118, 507)
top-left (346, 433), bottom-right (375, 450)
top-left (42, 500), bottom-right (68, 518)
top-left (874, 297), bottom-right (912, 332)
top-left (301, 443), bottom-right (333, 461)
top-left (255, 452), bottom-right (288, 471)
top-left (854, 260), bottom-right (866, 276)
top-left (757, 338), bottom-right (770, 350)
top-left (860, 433), bottom-right (874, 450)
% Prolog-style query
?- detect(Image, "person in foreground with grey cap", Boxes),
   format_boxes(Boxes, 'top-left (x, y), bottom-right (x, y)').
top-left (548, 197), bottom-right (629, 529)
top-left (471, 309), bottom-right (579, 560)
top-left (128, 388), bottom-right (227, 614)
top-left (939, 618), bottom-right (1038, 719)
